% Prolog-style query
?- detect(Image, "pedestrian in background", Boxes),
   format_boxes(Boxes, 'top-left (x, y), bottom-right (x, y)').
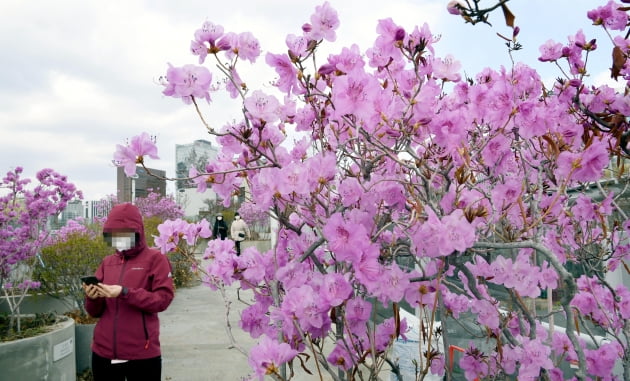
top-left (230, 212), bottom-right (248, 255)
top-left (213, 214), bottom-right (228, 240)
top-left (83, 203), bottom-right (175, 381)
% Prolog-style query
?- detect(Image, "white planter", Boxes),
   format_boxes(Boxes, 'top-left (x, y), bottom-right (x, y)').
top-left (0, 316), bottom-right (76, 380)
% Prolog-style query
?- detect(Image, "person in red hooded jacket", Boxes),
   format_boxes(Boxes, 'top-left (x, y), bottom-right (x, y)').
top-left (83, 203), bottom-right (175, 381)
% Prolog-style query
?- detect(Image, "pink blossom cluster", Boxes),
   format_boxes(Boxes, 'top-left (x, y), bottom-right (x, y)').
top-left (154, 218), bottom-right (212, 254)
top-left (127, 1), bottom-right (630, 379)
top-left (133, 190), bottom-right (184, 220)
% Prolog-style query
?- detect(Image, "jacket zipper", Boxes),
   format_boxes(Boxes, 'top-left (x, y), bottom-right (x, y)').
top-left (113, 255), bottom-right (127, 359)
top-left (142, 313), bottom-right (150, 349)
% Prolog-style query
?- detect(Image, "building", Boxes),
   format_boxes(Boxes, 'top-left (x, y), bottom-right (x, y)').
top-left (175, 140), bottom-right (219, 219)
top-left (116, 166), bottom-right (166, 203)
top-left (83, 199), bottom-right (114, 221)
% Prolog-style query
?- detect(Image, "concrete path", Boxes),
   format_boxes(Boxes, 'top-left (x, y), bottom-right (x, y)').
top-left (160, 280), bottom-right (256, 381)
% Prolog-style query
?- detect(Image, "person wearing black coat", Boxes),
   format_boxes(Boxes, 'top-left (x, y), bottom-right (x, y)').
top-left (213, 215), bottom-right (228, 240)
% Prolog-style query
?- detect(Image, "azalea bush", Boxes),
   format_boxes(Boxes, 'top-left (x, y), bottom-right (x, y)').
top-left (0, 167), bottom-right (81, 337)
top-left (114, 1), bottom-right (630, 380)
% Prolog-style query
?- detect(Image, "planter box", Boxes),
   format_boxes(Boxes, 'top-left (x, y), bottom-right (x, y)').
top-left (0, 316), bottom-right (76, 380)
top-left (75, 323), bottom-right (96, 374)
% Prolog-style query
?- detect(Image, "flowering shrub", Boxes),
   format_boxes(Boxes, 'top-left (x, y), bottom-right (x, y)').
top-left (115, 1), bottom-right (630, 380)
top-left (0, 167), bottom-right (81, 336)
top-left (134, 190), bottom-right (184, 221)
top-left (33, 218), bottom-right (112, 320)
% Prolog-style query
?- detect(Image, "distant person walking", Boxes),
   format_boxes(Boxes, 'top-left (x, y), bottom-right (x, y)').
top-left (213, 214), bottom-right (228, 240)
top-left (231, 212), bottom-right (248, 255)
top-left (83, 203), bottom-right (175, 381)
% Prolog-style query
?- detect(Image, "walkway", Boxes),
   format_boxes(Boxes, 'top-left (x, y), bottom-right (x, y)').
top-left (160, 280), bottom-right (256, 380)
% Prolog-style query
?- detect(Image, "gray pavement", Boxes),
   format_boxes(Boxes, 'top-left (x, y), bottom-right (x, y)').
top-left (160, 280), bottom-right (257, 380)
top-left (160, 279), bottom-right (339, 381)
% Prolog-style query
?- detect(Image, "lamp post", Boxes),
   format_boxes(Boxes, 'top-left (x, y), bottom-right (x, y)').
top-left (129, 174), bottom-right (139, 204)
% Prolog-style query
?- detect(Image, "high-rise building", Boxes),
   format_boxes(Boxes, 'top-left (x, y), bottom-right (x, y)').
top-left (116, 166), bottom-right (166, 203)
top-left (175, 140), bottom-right (219, 218)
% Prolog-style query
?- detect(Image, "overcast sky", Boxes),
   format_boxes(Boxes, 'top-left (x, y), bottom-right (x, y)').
top-left (0, 0), bottom-right (617, 201)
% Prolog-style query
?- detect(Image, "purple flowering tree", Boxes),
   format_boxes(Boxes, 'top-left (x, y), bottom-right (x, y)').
top-left (114, 1), bottom-right (630, 380)
top-left (133, 190), bottom-right (185, 221)
top-left (0, 167), bottom-right (81, 334)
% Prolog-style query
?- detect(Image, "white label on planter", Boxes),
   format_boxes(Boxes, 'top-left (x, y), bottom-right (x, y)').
top-left (53, 338), bottom-right (74, 362)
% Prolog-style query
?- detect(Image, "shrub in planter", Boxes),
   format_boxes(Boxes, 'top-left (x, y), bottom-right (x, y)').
top-left (33, 219), bottom-right (113, 320)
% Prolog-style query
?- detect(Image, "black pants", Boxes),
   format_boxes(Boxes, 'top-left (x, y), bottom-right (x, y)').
top-left (92, 352), bottom-right (161, 381)
top-left (235, 240), bottom-right (241, 255)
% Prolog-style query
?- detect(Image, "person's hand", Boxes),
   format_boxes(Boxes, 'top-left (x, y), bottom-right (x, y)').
top-left (96, 284), bottom-right (123, 298)
top-left (83, 283), bottom-right (101, 300)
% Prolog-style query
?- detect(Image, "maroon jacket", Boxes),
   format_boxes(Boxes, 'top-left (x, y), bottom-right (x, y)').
top-left (86, 203), bottom-right (175, 360)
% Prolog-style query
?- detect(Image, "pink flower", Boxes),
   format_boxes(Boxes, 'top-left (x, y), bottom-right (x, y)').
top-left (161, 64), bottom-right (212, 104)
top-left (471, 299), bottom-right (499, 330)
top-left (430, 354), bottom-right (445, 377)
top-left (320, 272), bottom-right (352, 307)
top-left (194, 21), bottom-right (224, 45)
top-left (285, 33), bottom-right (309, 57)
top-left (189, 40), bottom-right (208, 64)
top-left (281, 284), bottom-right (330, 330)
top-left (404, 280), bottom-right (437, 308)
top-left (322, 212), bottom-right (369, 262)
top-left (306, 1), bottom-right (339, 42)
top-left (345, 297), bottom-right (372, 326)
top-left (538, 39), bottom-right (564, 62)
top-left (113, 132), bottom-right (159, 177)
top-left (460, 345), bottom-right (491, 380)
top-left (373, 264), bottom-right (410, 304)
top-left (374, 317), bottom-right (408, 351)
top-left (248, 335), bottom-right (298, 380)
top-left (554, 150), bottom-right (579, 182)
top-left (331, 70), bottom-right (380, 119)
top-left (573, 140), bottom-right (609, 182)
top-left (327, 343), bottom-right (356, 370)
top-left (447, 1), bottom-right (464, 15)
top-left (441, 209), bottom-right (476, 253)
top-left (244, 90), bottom-right (281, 124)
top-left (432, 54), bottom-right (462, 82)
top-left (236, 31), bottom-right (261, 63)
top-left (154, 218), bottom-right (189, 253)
top-left (587, 1), bottom-right (629, 31)
top-left (265, 52), bottom-right (298, 95)
top-left (240, 302), bottom-right (271, 339)
top-left (585, 341), bottom-right (622, 378)
top-left (328, 44), bottom-right (365, 74)
top-left (338, 177), bottom-right (363, 207)
top-left (491, 177), bottom-right (522, 210)
top-left (481, 134), bottom-right (510, 168)
top-left (412, 208), bottom-right (448, 257)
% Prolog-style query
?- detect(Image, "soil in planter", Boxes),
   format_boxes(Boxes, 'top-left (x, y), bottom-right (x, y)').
top-left (0, 312), bottom-right (58, 342)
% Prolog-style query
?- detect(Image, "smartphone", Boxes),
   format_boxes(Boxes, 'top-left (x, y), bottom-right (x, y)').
top-left (81, 276), bottom-right (100, 285)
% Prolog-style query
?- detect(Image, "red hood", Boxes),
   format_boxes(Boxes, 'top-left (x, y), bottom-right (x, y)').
top-left (103, 203), bottom-right (146, 257)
